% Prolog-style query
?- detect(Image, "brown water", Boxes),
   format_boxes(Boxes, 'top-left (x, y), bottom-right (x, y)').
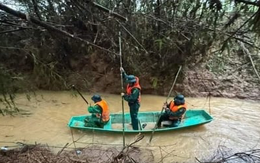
top-left (0, 91), bottom-right (260, 162)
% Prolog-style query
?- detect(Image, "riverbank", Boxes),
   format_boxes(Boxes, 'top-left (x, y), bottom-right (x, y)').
top-left (0, 142), bottom-right (154, 163)
top-left (17, 67), bottom-right (260, 101)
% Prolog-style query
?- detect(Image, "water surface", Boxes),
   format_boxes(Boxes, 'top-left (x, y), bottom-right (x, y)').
top-left (0, 91), bottom-right (259, 162)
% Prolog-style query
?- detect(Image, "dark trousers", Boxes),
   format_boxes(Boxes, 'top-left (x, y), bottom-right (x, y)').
top-left (157, 113), bottom-right (180, 128)
top-left (129, 102), bottom-right (140, 130)
top-left (84, 115), bottom-right (107, 128)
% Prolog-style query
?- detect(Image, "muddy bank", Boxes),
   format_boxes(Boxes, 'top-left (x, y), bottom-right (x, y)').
top-left (181, 69), bottom-right (260, 100)
top-left (0, 144), bottom-right (154, 163)
top-left (3, 49), bottom-right (259, 101)
top-left (62, 52), bottom-right (260, 100)
top-left (2, 143), bottom-right (260, 163)
top-left (66, 67), bottom-right (260, 101)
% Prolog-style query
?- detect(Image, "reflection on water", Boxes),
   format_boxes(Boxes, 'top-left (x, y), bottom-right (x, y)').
top-left (0, 91), bottom-right (260, 162)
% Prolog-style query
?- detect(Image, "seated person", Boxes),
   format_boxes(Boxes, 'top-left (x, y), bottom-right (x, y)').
top-left (84, 94), bottom-right (110, 128)
top-left (157, 94), bottom-right (187, 128)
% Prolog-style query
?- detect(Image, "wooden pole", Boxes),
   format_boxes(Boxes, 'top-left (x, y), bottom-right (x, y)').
top-left (72, 85), bottom-right (89, 105)
top-left (119, 31), bottom-right (125, 147)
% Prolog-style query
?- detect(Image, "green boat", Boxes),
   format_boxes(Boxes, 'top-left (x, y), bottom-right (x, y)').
top-left (68, 110), bottom-right (213, 133)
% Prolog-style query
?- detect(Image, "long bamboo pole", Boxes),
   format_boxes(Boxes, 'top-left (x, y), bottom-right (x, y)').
top-left (119, 31), bottom-right (125, 147)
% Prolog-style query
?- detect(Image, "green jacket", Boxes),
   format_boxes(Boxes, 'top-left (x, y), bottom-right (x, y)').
top-left (123, 87), bottom-right (140, 104)
top-left (122, 72), bottom-right (140, 104)
top-left (88, 105), bottom-right (102, 114)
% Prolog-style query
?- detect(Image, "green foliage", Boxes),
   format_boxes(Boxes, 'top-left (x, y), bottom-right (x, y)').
top-left (0, 66), bottom-right (19, 115)
top-left (31, 53), bottom-right (67, 90)
top-left (151, 77), bottom-right (158, 89)
top-left (0, 0), bottom-right (260, 109)
top-left (154, 39), bottom-right (164, 52)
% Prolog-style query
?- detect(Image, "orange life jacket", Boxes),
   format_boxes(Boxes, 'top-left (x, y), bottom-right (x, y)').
top-left (168, 101), bottom-right (187, 120)
top-left (126, 77), bottom-right (141, 102)
top-left (95, 100), bottom-right (110, 122)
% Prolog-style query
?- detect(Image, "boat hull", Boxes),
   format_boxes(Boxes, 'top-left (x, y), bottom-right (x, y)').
top-left (68, 110), bottom-right (213, 133)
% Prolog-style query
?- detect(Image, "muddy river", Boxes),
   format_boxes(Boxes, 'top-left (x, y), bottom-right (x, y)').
top-left (0, 91), bottom-right (259, 162)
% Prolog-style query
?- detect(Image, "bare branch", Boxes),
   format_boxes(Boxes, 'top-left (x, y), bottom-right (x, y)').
top-left (0, 3), bottom-right (117, 55)
top-left (239, 41), bottom-right (260, 80)
top-left (0, 28), bottom-right (29, 34)
top-left (235, 0), bottom-right (260, 6)
top-left (116, 20), bottom-right (148, 54)
top-left (31, 0), bottom-right (42, 20)
top-left (85, 1), bottom-right (128, 22)
top-left (223, 11), bottom-right (258, 44)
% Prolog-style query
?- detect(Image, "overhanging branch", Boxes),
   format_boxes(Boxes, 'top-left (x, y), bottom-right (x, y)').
top-left (86, 1), bottom-right (127, 22)
top-left (0, 3), bottom-right (117, 55)
top-left (239, 41), bottom-right (260, 80)
top-left (0, 28), bottom-right (29, 34)
top-left (235, 0), bottom-right (260, 6)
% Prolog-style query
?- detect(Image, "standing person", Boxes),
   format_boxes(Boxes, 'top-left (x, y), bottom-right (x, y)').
top-left (120, 67), bottom-right (141, 130)
top-left (84, 94), bottom-right (110, 128)
top-left (157, 94), bottom-right (187, 128)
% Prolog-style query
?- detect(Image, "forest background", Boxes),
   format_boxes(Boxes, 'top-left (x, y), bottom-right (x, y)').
top-left (0, 0), bottom-right (260, 114)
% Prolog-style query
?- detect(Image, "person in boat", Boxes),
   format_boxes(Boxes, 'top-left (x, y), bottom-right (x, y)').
top-left (84, 94), bottom-right (110, 128)
top-left (157, 94), bottom-right (187, 128)
top-left (120, 67), bottom-right (141, 130)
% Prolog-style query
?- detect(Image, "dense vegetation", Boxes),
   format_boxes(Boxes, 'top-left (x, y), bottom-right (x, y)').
top-left (0, 0), bottom-right (260, 114)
